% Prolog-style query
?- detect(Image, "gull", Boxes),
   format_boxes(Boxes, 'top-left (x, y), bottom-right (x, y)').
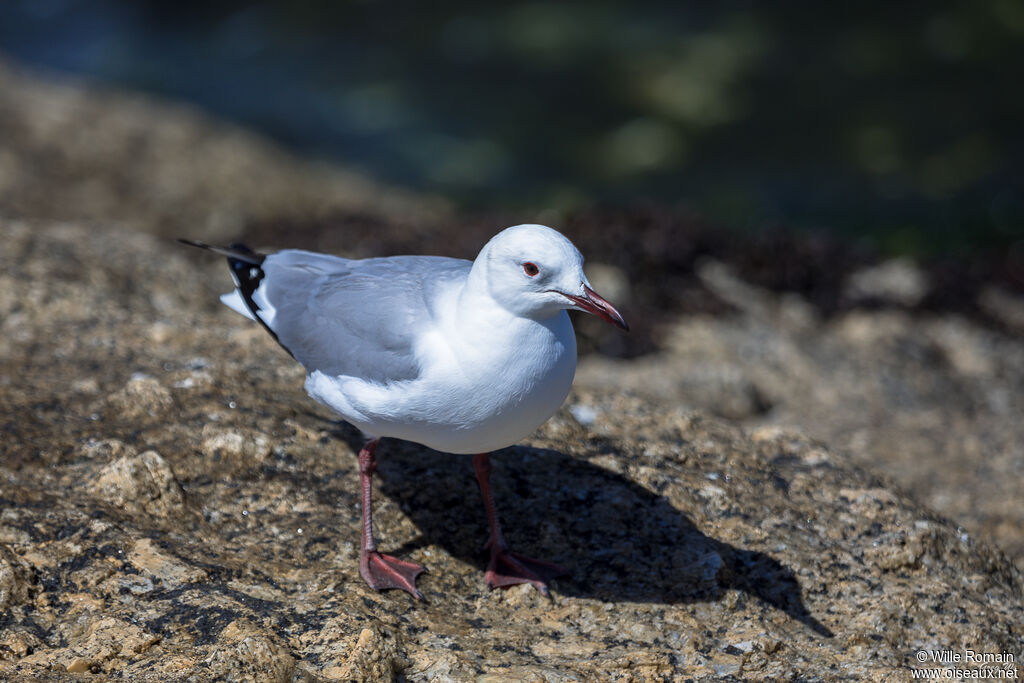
top-left (180, 224), bottom-right (627, 599)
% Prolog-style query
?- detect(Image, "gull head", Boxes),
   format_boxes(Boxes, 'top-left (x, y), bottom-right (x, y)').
top-left (477, 224), bottom-right (628, 330)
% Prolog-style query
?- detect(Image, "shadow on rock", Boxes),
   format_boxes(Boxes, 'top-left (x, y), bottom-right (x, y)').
top-left (335, 430), bottom-right (833, 638)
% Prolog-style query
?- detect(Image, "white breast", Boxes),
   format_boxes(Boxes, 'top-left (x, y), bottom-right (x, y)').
top-left (305, 311), bottom-right (577, 454)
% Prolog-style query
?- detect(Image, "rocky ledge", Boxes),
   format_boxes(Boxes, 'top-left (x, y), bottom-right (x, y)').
top-left (1, 220), bottom-right (1021, 680)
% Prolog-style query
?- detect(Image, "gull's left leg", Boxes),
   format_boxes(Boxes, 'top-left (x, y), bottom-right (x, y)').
top-left (473, 452), bottom-right (568, 596)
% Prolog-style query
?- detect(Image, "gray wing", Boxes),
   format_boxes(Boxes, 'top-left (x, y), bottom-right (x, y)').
top-left (259, 250), bottom-right (470, 383)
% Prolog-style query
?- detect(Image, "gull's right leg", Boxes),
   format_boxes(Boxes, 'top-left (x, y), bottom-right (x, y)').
top-left (357, 438), bottom-right (426, 599)
top-left (473, 452), bottom-right (568, 597)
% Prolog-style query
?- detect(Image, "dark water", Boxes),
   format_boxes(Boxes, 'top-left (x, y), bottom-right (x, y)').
top-left (1, 0), bottom-right (1022, 257)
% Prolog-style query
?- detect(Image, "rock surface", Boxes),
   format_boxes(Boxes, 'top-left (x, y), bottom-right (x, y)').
top-left (1, 219), bottom-right (1022, 680)
top-left (0, 59), bottom-right (448, 241)
top-left (577, 259), bottom-right (1024, 569)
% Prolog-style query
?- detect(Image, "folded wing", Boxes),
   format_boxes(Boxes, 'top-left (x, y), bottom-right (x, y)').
top-left (252, 250), bottom-right (470, 384)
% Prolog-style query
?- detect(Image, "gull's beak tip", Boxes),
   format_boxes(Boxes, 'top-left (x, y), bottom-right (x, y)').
top-left (566, 285), bottom-right (629, 331)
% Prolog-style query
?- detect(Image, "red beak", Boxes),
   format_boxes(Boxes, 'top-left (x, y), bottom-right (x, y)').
top-left (563, 285), bottom-right (629, 331)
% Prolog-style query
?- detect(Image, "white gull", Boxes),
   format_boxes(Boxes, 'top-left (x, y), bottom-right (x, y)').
top-left (180, 224), bottom-right (627, 599)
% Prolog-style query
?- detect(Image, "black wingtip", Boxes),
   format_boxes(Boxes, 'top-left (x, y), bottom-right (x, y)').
top-left (176, 238), bottom-right (265, 265)
top-left (178, 237), bottom-right (293, 360)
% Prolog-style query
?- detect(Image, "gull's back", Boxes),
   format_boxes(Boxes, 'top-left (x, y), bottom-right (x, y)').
top-left (227, 250), bottom-right (471, 385)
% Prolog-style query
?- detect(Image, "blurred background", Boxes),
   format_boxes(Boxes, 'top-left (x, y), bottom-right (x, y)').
top-left (0, 0), bottom-right (1022, 260)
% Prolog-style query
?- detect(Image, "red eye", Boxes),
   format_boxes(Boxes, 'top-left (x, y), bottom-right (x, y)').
top-left (523, 262), bottom-right (539, 277)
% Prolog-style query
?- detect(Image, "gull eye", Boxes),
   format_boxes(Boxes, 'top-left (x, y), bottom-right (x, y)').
top-left (523, 262), bottom-right (540, 277)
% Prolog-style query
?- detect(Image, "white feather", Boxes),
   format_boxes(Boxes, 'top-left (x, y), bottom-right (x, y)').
top-left (220, 291), bottom-right (256, 320)
top-left (220, 280), bottom-right (277, 327)
top-left (251, 280), bottom-right (277, 327)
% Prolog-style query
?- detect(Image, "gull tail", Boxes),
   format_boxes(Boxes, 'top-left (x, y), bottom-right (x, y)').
top-left (177, 238), bottom-right (294, 359)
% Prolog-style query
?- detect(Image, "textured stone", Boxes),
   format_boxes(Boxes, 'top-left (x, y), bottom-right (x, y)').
top-left (578, 271), bottom-right (1024, 572)
top-left (2, 237), bottom-right (1022, 678)
top-left (106, 375), bottom-right (175, 419)
top-left (0, 58), bottom-right (447, 241)
top-left (201, 425), bottom-right (273, 464)
top-left (16, 616), bottom-right (158, 675)
top-left (0, 545), bottom-right (32, 611)
top-left (204, 620), bottom-right (295, 683)
top-left (324, 626), bottom-right (403, 681)
top-left (127, 538), bottom-right (207, 587)
top-left (91, 450), bottom-right (188, 519)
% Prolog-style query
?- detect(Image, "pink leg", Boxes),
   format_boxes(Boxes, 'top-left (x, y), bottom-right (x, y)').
top-left (357, 439), bottom-right (426, 599)
top-left (473, 452), bottom-right (568, 596)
